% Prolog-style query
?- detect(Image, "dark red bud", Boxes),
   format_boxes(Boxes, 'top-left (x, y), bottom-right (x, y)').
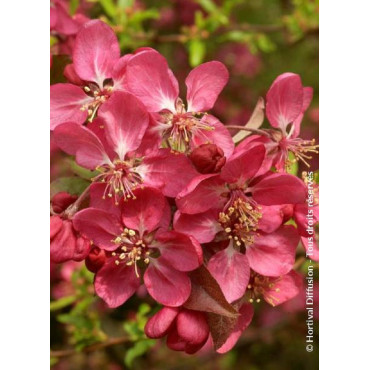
top-left (189, 144), bottom-right (226, 174)
top-left (51, 192), bottom-right (78, 214)
top-left (85, 247), bottom-right (106, 273)
top-left (73, 237), bottom-right (91, 262)
top-left (50, 219), bottom-right (76, 263)
top-left (281, 204), bottom-right (294, 223)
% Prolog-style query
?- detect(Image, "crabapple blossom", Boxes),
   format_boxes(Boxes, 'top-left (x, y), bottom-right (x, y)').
top-left (73, 187), bottom-right (203, 308)
top-left (124, 49), bottom-right (234, 156)
top-left (53, 92), bottom-right (199, 205)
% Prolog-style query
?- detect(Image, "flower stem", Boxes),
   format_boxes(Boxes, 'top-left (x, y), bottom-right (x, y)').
top-left (226, 125), bottom-right (270, 137)
top-left (64, 185), bottom-right (91, 219)
top-left (50, 336), bottom-right (131, 358)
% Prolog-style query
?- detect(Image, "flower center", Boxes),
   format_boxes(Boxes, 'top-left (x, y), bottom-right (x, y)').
top-left (80, 80), bottom-right (114, 122)
top-left (92, 159), bottom-right (143, 205)
top-left (159, 99), bottom-right (214, 153)
top-left (111, 228), bottom-right (152, 277)
top-left (219, 193), bottom-right (262, 248)
top-left (246, 272), bottom-right (282, 306)
top-left (281, 137), bottom-right (319, 169)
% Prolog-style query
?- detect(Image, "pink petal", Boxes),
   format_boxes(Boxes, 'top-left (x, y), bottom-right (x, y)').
top-left (53, 3), bottom-right (79, 35)
top-left (246, 225), bottom-right (299, 276)
top-left (251, 173), bottom-right (307, 205)
top-left (95, 259), bottom-right (140, 308)
top-left (89, 183), bottom-right (121, 218)
top-left (50, 215), bottom-right (63, 239)
top-left (50, 220), bottom-right (76, 263)
top-left (50, 83), bottom-right (91, 130)
top-left (258, 205), bottom-right (285, 233)
top-left (176, 174), bottom-right (227, 214)
top-left (166, 329), bottom-right (187, 352)
top-left (155, 231), bottom-right (203, 272)
top-left (221, 144), bottom-right (265, 184)
top-left (207, 244), bottom-right (250, 303)
top-left (53, 122), bottom-right (110, 169)
top-left (291, 86), bottom-right (314, 138)
top-left (294, 203), bottom-right (319, 237)
top-left (173, 209), bottom-right (222, 243)
top-left (73, 20), bottom-right (120, 86)
top-left (63, 64), bottom-right (83, 85)
top-left (120, 187), bottom-right (167, 234)
top-left (111, 55), bottom-right (132, 90)
top-left (176, 309), bottom-right (209, 353)
top-left (144, 260), bottom-right (191, 306)
top-left (186, 61), bottom-right (229, 112)
top-left (125, 50), bottom-right (179, 112)
top-left (73, 208), bottom-right (123, 251)
top-left (301, 236), bottom-right (319, 261)
top-left (86, 118), bottom-right (116, 160)
top-left (98, 92), bottom-right (149, 160)
top-left (145, 307), bottom-right (179, 338)
top-left (263, 270), bottom-right (303, 307)
top-left (191, 115), bottom-right (234, 158)
top-left (140, 149), bottom-right (199, 197)
top-left (266, 73), bottom-right (303, 131)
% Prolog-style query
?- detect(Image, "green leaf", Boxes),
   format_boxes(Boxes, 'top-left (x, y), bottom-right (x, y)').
top-left (50, 295), bottom-right (77, 311)
top-left (188, 39), bottom-right (206, 67)
top-left (124, 340), bottom-right (156, 368)
top-left (50, 177), bottom-right (89, 197)
top-left (287, 152), bottom-right (299, 176)
top-left (70, 0), bottom-right (79, 15)
top-left (99, 0), bottom-right (116, 18)
top-left (67, 159), bottom-right (97, 180)
top-left (50, 357), bottom-right (59, 367)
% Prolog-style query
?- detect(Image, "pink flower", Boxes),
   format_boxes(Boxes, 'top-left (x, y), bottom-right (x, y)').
top-left (53, 92), bottom-right (199, 204)
top-left (50, 20), bottom-right (144, 129)
top-left (73, 187), bottom-right (203, 308)
top-left (237, 73), bottom-right (317, 172)
top-left (50, 1), bottom-right (80, 36)
top-left (124, 50), bottom-right (234, 156)
top-left (174, 144), bottom-right (305, 302)
top-left (246, 270), bottom-right (303, 307)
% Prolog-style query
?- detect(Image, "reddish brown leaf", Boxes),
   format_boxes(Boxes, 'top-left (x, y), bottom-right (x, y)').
top-left (183, 265), bottom-right (239, 318)
top-left (207, 312), bottom-right (238, 350)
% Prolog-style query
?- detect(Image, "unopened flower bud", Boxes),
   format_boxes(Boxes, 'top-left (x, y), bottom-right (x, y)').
top-left (85, 247), bottom-right (106, 273)
top-left (189, 144), bottom-right (226, 174)
top-left (73, 237), bottom-right (91, 262)
top-left (51, 192), bottom-right (77, 214)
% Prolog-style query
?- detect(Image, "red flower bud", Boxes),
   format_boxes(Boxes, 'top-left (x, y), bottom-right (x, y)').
top-left (189, 144), bottom-right (226, 174)
top-left (85, 247), bottom-right (106, 273)
top-left (51, 192), bottom-right (78, 214)
top-left (281, 204), bottom-right (294, 223)
top-left (50, 218), bottom-right (77, 263)
top-left (73, 237), bottom-right (91, 262)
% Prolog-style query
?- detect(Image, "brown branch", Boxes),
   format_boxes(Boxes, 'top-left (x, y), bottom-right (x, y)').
top-left (226, 125), bottom-right (271, 137)
top-left (112, 23), bottom-right (286, 45)
top-left (63, 185), bottom-right (90, 219)
top-left (50, 336), bottom-right (131, 358)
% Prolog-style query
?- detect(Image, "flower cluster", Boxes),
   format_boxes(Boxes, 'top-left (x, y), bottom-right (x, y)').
top-left (50, 20), bottom-right (319, 354)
